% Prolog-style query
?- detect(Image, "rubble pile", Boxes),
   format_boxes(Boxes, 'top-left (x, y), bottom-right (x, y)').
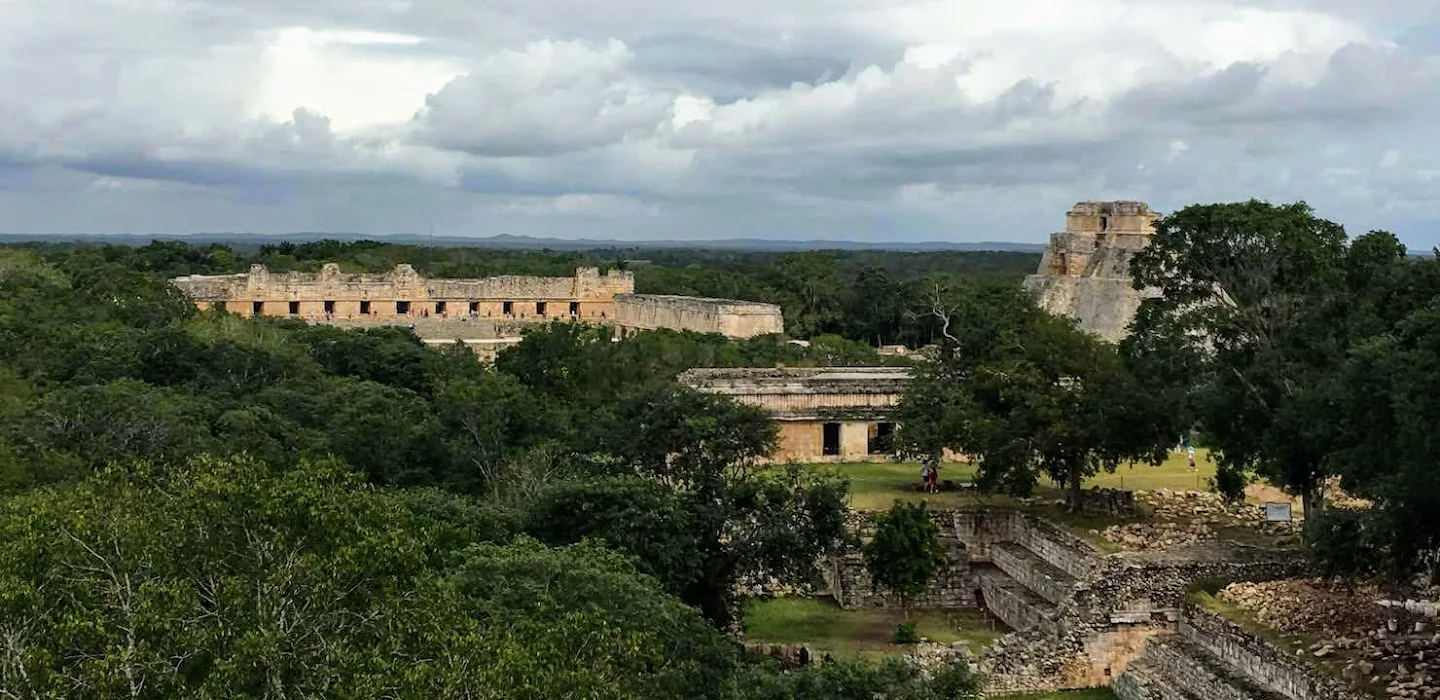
top-left (1221, 580), bottom-right (1440, 699)
top-left (1101, 520), bottom-right (1215, 550)
top-left (1098, 490), bottom-right (1301, 551)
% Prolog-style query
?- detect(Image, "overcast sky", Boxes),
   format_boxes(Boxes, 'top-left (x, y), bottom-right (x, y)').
top-left (2, 0), bottom-right (1438, 246)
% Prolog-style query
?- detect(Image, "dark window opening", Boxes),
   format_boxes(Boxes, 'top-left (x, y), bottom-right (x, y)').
top-left (569, 301), bottom-right (580, 316)
top-left (396, 300), bottom-right (411, 314)
top-left (868, 422), bottom-right (895, 455)
top-left (468, 301), bottom-right (479, 315)
top-left (536, 301), bottom-right (547, 316)
top-left (210, 302), bottom-right (224, 312)
top-left (822, 423), bottom-right (841, 456)
top-left (435, 301), bottom-right (447, 315)
top-left (324, 300), bottom-right (335, 315)
top-left (360, 300), bottom-right (372, 314)
top-left (1099, 216), bottom-right (1109, 232)
top-left (252, 301), bottom-right (265, 315)
top-left (288, 301), bottom-right (300, 315)
top-left (502, 301), bottom-right (514, 316)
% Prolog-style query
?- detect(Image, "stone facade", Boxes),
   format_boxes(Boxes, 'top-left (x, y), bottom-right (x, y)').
top-left (172, 263), bottom-right (634, 321)
top-left (1114, 603), bottom-right (1371, 700)
top-left (613, 294), bottom-right (785, 339)
top-left (680, 367), bottom-right (910, 463)
top-left (1024, 201), bottom-right (1162, 343)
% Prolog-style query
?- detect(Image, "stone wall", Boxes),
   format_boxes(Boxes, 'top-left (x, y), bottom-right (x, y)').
top-left (1066, 546), bottom-right (1305, 629)
top-left (1113, 602), bottom-right (1372, 700)
top-left (978, 570), bottom-right (1058, 635)
top-left (1079, 487), bottom-right (1137, 517)
top-left (952, 510), bottom-right (1100, 580)
top-left (614, 293), bottom-right (784, 338)
top-left (975, 520), bottom-right (1302, 696)
top-left (825, 550), bottom-right (977, 610)
top-left (992, 543), bottom-right (1073, 605)
top-left (1179, 603), bottom-right (1370, 700)
top-left (173, 263), bottom-right (633, 321)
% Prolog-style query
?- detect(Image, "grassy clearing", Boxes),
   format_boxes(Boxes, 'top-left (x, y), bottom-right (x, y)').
top-left (741, 597), bottom-right (1006, 658)
top-left (994, 690), bottom-right (1119, 700)
top-left (805, 450), bottom-right (1219, 512)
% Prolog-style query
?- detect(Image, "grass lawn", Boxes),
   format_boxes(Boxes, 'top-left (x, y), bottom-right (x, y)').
top-left (802, 449), bottom-right (1221, 512)
top-left (995, 690), bottom-right (1119, 699)
top-left (741, 597), bottom-right (1006, 657)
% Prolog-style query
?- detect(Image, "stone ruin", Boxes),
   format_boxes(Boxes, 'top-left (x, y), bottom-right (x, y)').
top-left (170, 263), bottom-right (789, 344)
top-left (1024, 201), bottom-right (1162, 343)
top-left (819, 507), bottom-right (1307, 696)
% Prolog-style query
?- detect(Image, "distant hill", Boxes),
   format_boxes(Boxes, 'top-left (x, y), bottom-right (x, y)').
top-left (0, 232), bottom-right (1048, 254)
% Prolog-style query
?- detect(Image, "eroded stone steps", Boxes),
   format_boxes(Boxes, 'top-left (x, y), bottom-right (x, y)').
top-left (1113, 659), bottom-right (1207, 700)
top-left (990, 541), bottom-right (1078, 605)
top-left (1131, 635), bottom-right (1291, 700)
top-left (976, 567), bottom-right (1059, 635)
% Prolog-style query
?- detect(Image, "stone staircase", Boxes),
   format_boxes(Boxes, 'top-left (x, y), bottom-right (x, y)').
top-left (1114, 635), bottom-right (1292, 700)
top-left (953, 512), bottom-right (1089, 636)
top-left (990, 541), bottom-right (1077, 605)
top-left (977, 567), bottom-right (1061, 635)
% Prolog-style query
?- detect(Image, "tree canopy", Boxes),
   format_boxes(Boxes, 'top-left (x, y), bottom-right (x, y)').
top-left (895, 281), bottom-right (1172, 510)
top-left (0, 241), bottom-right (993, 696)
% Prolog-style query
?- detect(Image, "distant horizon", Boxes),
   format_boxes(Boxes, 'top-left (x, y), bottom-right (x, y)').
top-left (0, 231), bottom-right (1052, 253)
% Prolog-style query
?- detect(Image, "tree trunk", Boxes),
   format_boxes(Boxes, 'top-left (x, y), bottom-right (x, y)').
top-left (1068, 469), bottom-right (1084, 514)
top-left (1301, 482), bottom-right (1321, 542)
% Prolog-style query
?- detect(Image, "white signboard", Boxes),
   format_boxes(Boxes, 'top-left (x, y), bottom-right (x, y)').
top-left (1265, 502), bottom-right (1292, 522)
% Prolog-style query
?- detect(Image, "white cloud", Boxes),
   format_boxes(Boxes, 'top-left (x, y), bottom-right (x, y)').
top-left (254, 27), bottom-right (463, 131)
top-left (0, 0), bottom-right (1438, 244)
top-left (413, 39), bottom-right (675, 156)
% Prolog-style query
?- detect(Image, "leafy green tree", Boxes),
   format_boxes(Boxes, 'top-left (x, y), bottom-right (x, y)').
top-left (863, 501), bottom-right (948, 611)
top-left (586, 387), bottom-right (849, 627)
top-left (523, 477), bottom-right (705, 597)
top-left (1321, 266), bottom-right (1440, 577)
top-left (1126, 201), bottom-right (1403, 521)
top-left (0, 456), bottom-right (762, 700)
top-left (896, 283), bottom-right (1171, 510)
top-left (770, 253), bottom-right (845, 338)
top-left (434, 371), bottom-right (561, 497)
top-left (4, 379), bottom-right (214, 487)
top-left (297, 324), bottom-right (438, 396)
top-left (320, 378), bottom-right (451, 487)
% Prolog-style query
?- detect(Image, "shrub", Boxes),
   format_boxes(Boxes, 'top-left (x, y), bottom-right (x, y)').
top-left (893, 620), bottom-right (920, 645)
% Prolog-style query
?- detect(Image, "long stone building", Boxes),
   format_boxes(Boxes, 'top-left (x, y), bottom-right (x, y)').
top-left (614, 294), bottom-right (784, 339)
top-left (1024, 201), bottom-right (1161, 343)
top-left (681, 366), bottom-right (910, 462)
top-left (172, 263), bottom-right (635, 321)
top-left (171, 263), bottom-right (786, 340)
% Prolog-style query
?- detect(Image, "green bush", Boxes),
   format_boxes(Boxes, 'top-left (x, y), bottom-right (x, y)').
top-left (1208, 464), bottom-right (1249, 502)
top-left (893, 620), bottom-right (919, 645)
